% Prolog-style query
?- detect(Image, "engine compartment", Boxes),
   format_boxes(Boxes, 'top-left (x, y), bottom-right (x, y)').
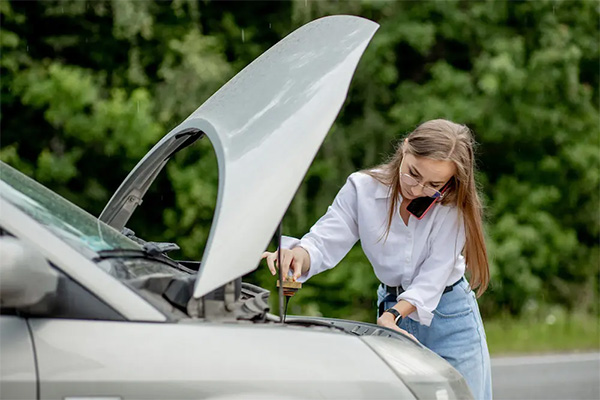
top-left (125, 269), bottom-right (420, 348)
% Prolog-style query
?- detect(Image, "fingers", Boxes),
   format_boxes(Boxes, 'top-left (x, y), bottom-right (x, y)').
top-left (292, 262), bottom-right (303, 281)
top-left (290, 246), bottom-right (309, 281)
top-left (376, 316), bottom-right (419, 343)
top-left (399, 329), bottom-right (418, 343)
top-left (262, 251), bottom-right (277, 275)
top-left (281, 250), bottom-right (294, 279)
top-left (262, 250), bottom-right (295, 278)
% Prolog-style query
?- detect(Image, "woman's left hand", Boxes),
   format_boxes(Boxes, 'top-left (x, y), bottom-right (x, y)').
top-left (377, 313), bottom-right (419, 343)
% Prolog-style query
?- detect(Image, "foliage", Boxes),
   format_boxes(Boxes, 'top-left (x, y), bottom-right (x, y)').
top-left (1, 0), bottom-right (598, 322)
top-left (485, 310), bottom-right (600, 355)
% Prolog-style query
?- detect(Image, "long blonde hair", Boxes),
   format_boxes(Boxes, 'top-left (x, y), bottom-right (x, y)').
top-left (364, 119), bottom-right (489, 297)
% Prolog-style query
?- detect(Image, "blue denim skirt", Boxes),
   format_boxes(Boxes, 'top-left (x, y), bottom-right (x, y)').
top-left (377, 278), bottom-right (492, 400)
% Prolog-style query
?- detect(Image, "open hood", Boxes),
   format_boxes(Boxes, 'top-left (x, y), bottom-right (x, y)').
top-left (100, 15), bottom-right (378, 299)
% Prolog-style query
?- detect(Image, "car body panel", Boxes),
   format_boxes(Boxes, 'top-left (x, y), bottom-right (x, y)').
top-left (98, 15), bottom-right (379, 299)
top-left (0, 317), bottom-right (37, 399)
top-left (186, 16), bottom-right (379, 299)
top-left (30, 318), bottom-right (415, 399)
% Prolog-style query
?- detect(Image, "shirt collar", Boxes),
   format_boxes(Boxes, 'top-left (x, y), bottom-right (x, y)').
top-left (374, 181), bottom-right (393, 199)
top-left (367, 171), bottom-right (402, 200)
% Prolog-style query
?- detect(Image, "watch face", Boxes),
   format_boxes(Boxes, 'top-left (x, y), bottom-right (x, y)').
top-left (394, 315), bottom-right (402, 326)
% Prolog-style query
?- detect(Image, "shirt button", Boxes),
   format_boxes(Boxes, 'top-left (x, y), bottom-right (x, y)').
top-left (405, 257), bottom-right (410, 262)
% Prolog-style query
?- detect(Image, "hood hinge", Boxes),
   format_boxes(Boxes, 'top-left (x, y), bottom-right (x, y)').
top-left (186, 280), bottom-right (238, 320)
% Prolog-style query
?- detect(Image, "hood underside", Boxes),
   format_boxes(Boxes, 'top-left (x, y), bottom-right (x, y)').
top-left (100, 16), bottom-right (379, 299)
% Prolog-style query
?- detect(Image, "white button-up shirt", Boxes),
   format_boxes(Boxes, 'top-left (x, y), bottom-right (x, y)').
top-left (282, 171), bottom-right (466, 326)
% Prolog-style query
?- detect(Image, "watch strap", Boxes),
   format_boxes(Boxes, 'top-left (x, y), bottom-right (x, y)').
top-left (384, 308), bottom-right (403, 326)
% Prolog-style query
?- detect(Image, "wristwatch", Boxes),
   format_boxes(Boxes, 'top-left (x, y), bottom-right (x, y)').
top-left (384, 308), bottom-right (403, 326)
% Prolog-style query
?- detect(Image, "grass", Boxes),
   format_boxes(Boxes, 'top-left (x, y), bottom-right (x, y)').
top-left (485, 312), bottom-right (600, 355)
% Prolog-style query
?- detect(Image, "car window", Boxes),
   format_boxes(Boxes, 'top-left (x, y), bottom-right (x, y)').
top-left (1, 267), bottom-right (125, 322)
top-left (0, 226), bottom-right (123, 320)
top-left (42, 269), bottom-right (125, 321)
top-left (0, 162), bottom-right (140, 256)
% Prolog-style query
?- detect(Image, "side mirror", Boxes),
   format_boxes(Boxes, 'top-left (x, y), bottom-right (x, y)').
top-left (0, 237), bottom-right (58, 309)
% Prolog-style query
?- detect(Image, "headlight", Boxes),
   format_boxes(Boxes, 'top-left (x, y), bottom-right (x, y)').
top-left (361, 336), bottom-right (473, 400)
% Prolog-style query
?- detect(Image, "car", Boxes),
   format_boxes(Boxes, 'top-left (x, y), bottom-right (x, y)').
top-left (0, 15), bottom-right (473, 400)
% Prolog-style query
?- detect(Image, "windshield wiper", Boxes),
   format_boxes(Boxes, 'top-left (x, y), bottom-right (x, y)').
top-left (95, 248), bottom-right (195, 274)
top-left (142, 241), bottom-right (180, 256)
top-left (120, 227), bottom-right (182, 257)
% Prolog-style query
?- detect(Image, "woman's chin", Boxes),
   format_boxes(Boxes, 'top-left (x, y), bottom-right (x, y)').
top-left (402, 191), bottom-right (415, 201)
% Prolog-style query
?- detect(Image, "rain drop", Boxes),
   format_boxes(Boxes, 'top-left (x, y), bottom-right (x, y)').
top-left (242, 29), bottom-right (245, 42)
top-left (137, 101), bottom-right (140, 113)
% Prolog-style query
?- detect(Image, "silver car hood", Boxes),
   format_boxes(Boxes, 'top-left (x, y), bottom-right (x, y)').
top-left (100, 16), bottom-right (378, 299)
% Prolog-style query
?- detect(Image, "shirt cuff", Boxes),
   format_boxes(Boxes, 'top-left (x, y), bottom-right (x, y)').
top-left (280, 236), bottom-right (300, 250)
top-left (397, 291), bottom-right (434, 327)
top-left (295, 239), bottom-right (323, 283)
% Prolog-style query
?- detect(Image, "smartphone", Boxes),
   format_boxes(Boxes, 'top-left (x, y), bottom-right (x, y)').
top-left (406, 180), bottom-right (452, 219)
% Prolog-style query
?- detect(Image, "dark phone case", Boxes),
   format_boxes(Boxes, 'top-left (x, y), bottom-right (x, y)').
top-left (406, 180), bottom-right (452, 219)
top-left (406, 196), bottom-right (437, 219)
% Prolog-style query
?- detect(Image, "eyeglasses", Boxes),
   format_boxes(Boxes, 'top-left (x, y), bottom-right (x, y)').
top-left (399, 161), bottom-right (446, 199)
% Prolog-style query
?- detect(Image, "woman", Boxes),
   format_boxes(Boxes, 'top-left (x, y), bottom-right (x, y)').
top-left (262, 119), bottom-right (492, 399)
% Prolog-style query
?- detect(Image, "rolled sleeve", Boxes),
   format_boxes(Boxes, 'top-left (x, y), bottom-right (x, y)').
top-left (280, 175), bottom-right (360, 282)
top-left (398, 206), bottom-right (466, 326)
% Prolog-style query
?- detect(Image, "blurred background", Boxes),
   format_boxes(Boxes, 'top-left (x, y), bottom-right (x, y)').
top-left (1, 0), bottom-right (598, 355)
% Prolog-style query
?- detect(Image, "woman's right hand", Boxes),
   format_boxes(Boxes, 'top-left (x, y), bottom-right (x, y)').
top-left (377, 313), bottom-right (419, 343)
top-left (261, 247), bottom-right (310, 281)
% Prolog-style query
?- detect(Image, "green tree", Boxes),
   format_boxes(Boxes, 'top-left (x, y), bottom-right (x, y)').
top-left (1, 0), bottom-right (597, 322)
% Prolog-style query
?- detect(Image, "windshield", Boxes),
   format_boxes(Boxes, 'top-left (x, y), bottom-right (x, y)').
top-left (0, 162), bottom-right (141, 256)
top-left (0, 162), bottom-right (189, 279)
